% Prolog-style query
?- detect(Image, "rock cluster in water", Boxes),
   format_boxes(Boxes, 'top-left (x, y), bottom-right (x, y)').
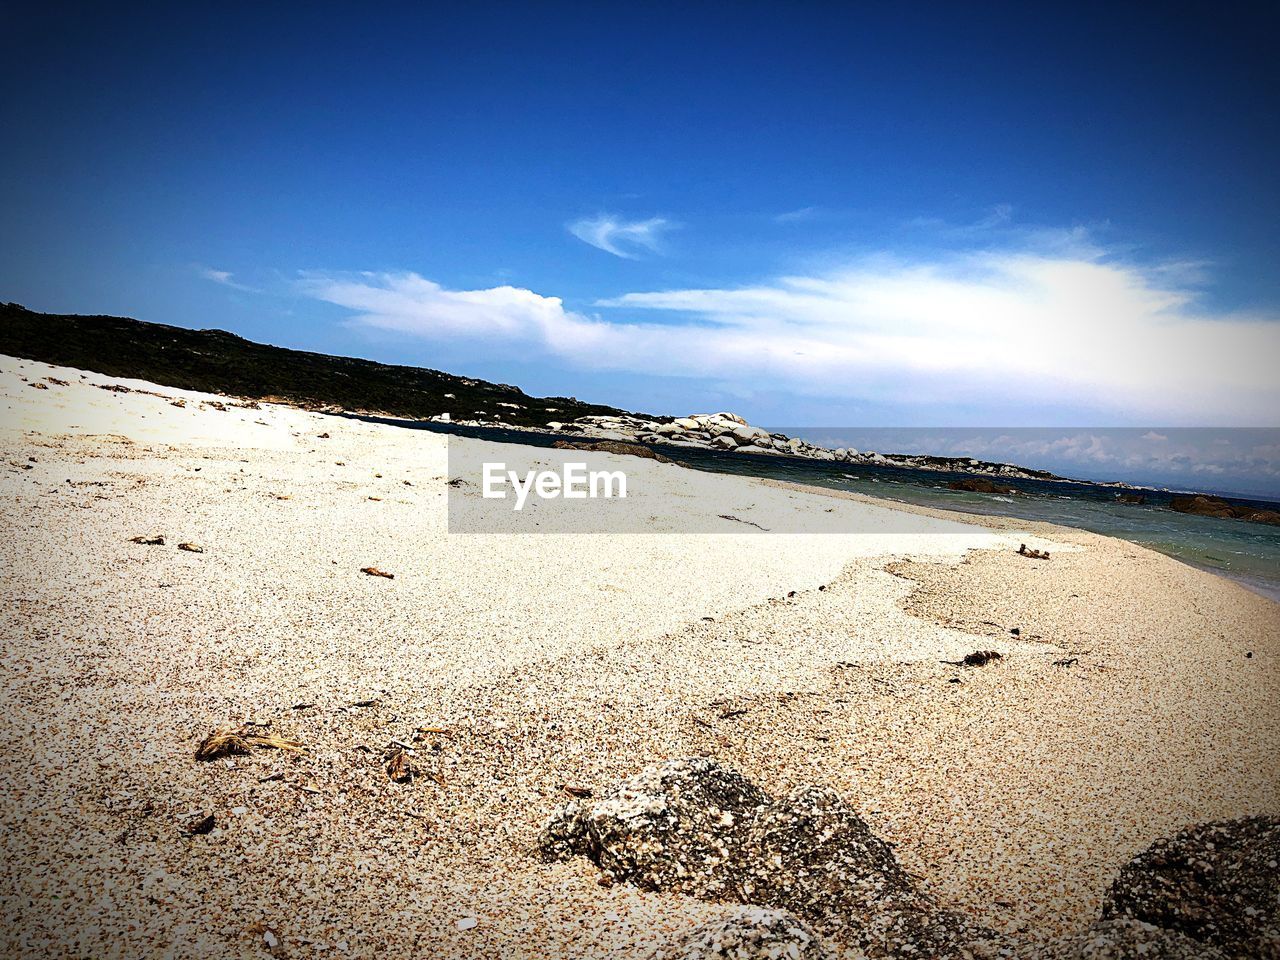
top-left (1169, 495), bottom-right (1280, 527)
top-left (540, 758), bottom-right (1279, 960)
top-left (552, 412), bottom-right (1061, 481)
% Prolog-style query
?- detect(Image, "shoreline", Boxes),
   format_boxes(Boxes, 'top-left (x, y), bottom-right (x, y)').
top-left (361, 413), bottom-right (1280, 607)
top-left (757, 475), bottom-right (1280, 607)
top-left (1, 357), bottom-right (1277, 958)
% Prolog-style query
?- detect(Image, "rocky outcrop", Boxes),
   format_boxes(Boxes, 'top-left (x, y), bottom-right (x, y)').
top-left (738, 785), bottom-right (983, 956)
top-left (558, 413), bottom-right (1067, 483)
top-left (1100, 816), bottom-right (1280, 959)
top-left (1168, 495), bottom-right (1280, 527)
top-left (552, 439), bottom-right (676, 463)
top-left (539, 758), bottom-right (997, 958)
top-left (544, 762), bottom-right (1279, 960)
top-left (650, 907), bottom-right (836, 960)
top-left (539, 757), bottom-right (769, 899)
top-left (1036, 917), bottom-right (1229, 960)
top-left (947, 477), bottom-right (1018, 495)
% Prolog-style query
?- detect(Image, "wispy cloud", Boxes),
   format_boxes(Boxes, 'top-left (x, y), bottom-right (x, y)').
top-left (198, 266), bottom-right (257, 293)
top-left (299, 240), bottom-right (1280, 426)
top-left (567, 215), bottom-right (674, 259)
top-left (973, 203), bottom-right (1013, 229)
top-left (774, 206), bottom-right (818, 223)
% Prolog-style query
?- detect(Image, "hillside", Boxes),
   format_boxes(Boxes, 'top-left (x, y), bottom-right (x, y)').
top-left (0, 302), bottom-right (638, 428)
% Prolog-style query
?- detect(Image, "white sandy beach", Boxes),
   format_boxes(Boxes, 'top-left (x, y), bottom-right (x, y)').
top-left (1, 355), bottom-right (1277, 959)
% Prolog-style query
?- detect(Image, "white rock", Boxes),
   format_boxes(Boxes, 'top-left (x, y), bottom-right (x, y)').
top-left (731, 424), bottom-right (770, 443)
top-left (663, 438), bottom-right (712, 448)
top-left (674, 417), bottom-right (700, 430)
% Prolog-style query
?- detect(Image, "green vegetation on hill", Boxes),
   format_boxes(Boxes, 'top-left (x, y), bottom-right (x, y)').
top-left (0, 302), bottom-right (638, 428)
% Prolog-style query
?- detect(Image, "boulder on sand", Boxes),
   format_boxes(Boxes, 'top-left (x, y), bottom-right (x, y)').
top-left (739, 785), bottom-right (986, 957)
top-left (651, 907), bottom-right (835, 960)
top-left (543, 763), bottom-right (1276, 960)
top-left (538, 757), bottom-right (770, 899)
top-left (1035, 918), bottom-right (1228, 960)
top-left (1100, 816), bottom-right (1280, 959)
top-left (540, 760), bottom-right (997, 958)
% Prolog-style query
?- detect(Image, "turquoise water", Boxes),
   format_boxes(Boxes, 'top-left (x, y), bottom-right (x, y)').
top-left (670, 447), bottom-right (1280, 602)
top-left (813, 472), bottom-right (1280, 601)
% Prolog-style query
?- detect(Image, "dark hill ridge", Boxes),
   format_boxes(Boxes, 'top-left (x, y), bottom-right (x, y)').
top-left (0, 302), bottom-right (639, 429)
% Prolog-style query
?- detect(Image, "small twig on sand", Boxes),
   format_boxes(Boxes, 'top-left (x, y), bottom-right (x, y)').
top-left (718, 514), bottom-right (769, 531)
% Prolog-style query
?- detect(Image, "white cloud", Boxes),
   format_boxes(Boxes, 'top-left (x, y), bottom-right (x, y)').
top-left (199, 267), bottom-right (256, 292)
top-left (299, 271), bottom-right (623, 361)
top-left (300, 246), bottom-right (1280, 426)
top-left (567, 215), bottom-right (673, 259)
top-left (775, 206), bottom-right (818, 223)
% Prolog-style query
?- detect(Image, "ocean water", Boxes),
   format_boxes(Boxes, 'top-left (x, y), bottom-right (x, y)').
top-left (672, 445), bottom-right (1280, 602)
top-left (663, 442), bottom-right (1280, 602)
top-left (783, 427), bottom-right (1280, 502)
top-left (358, 416), bottom-right (1280, 603)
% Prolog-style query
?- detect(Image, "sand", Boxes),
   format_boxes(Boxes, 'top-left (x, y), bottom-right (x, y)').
top-left (1, 354), bottom-right (1277, 959)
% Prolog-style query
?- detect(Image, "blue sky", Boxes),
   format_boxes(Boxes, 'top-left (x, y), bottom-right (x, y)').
top-left (3, 2), bottom-right (1279, 432)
